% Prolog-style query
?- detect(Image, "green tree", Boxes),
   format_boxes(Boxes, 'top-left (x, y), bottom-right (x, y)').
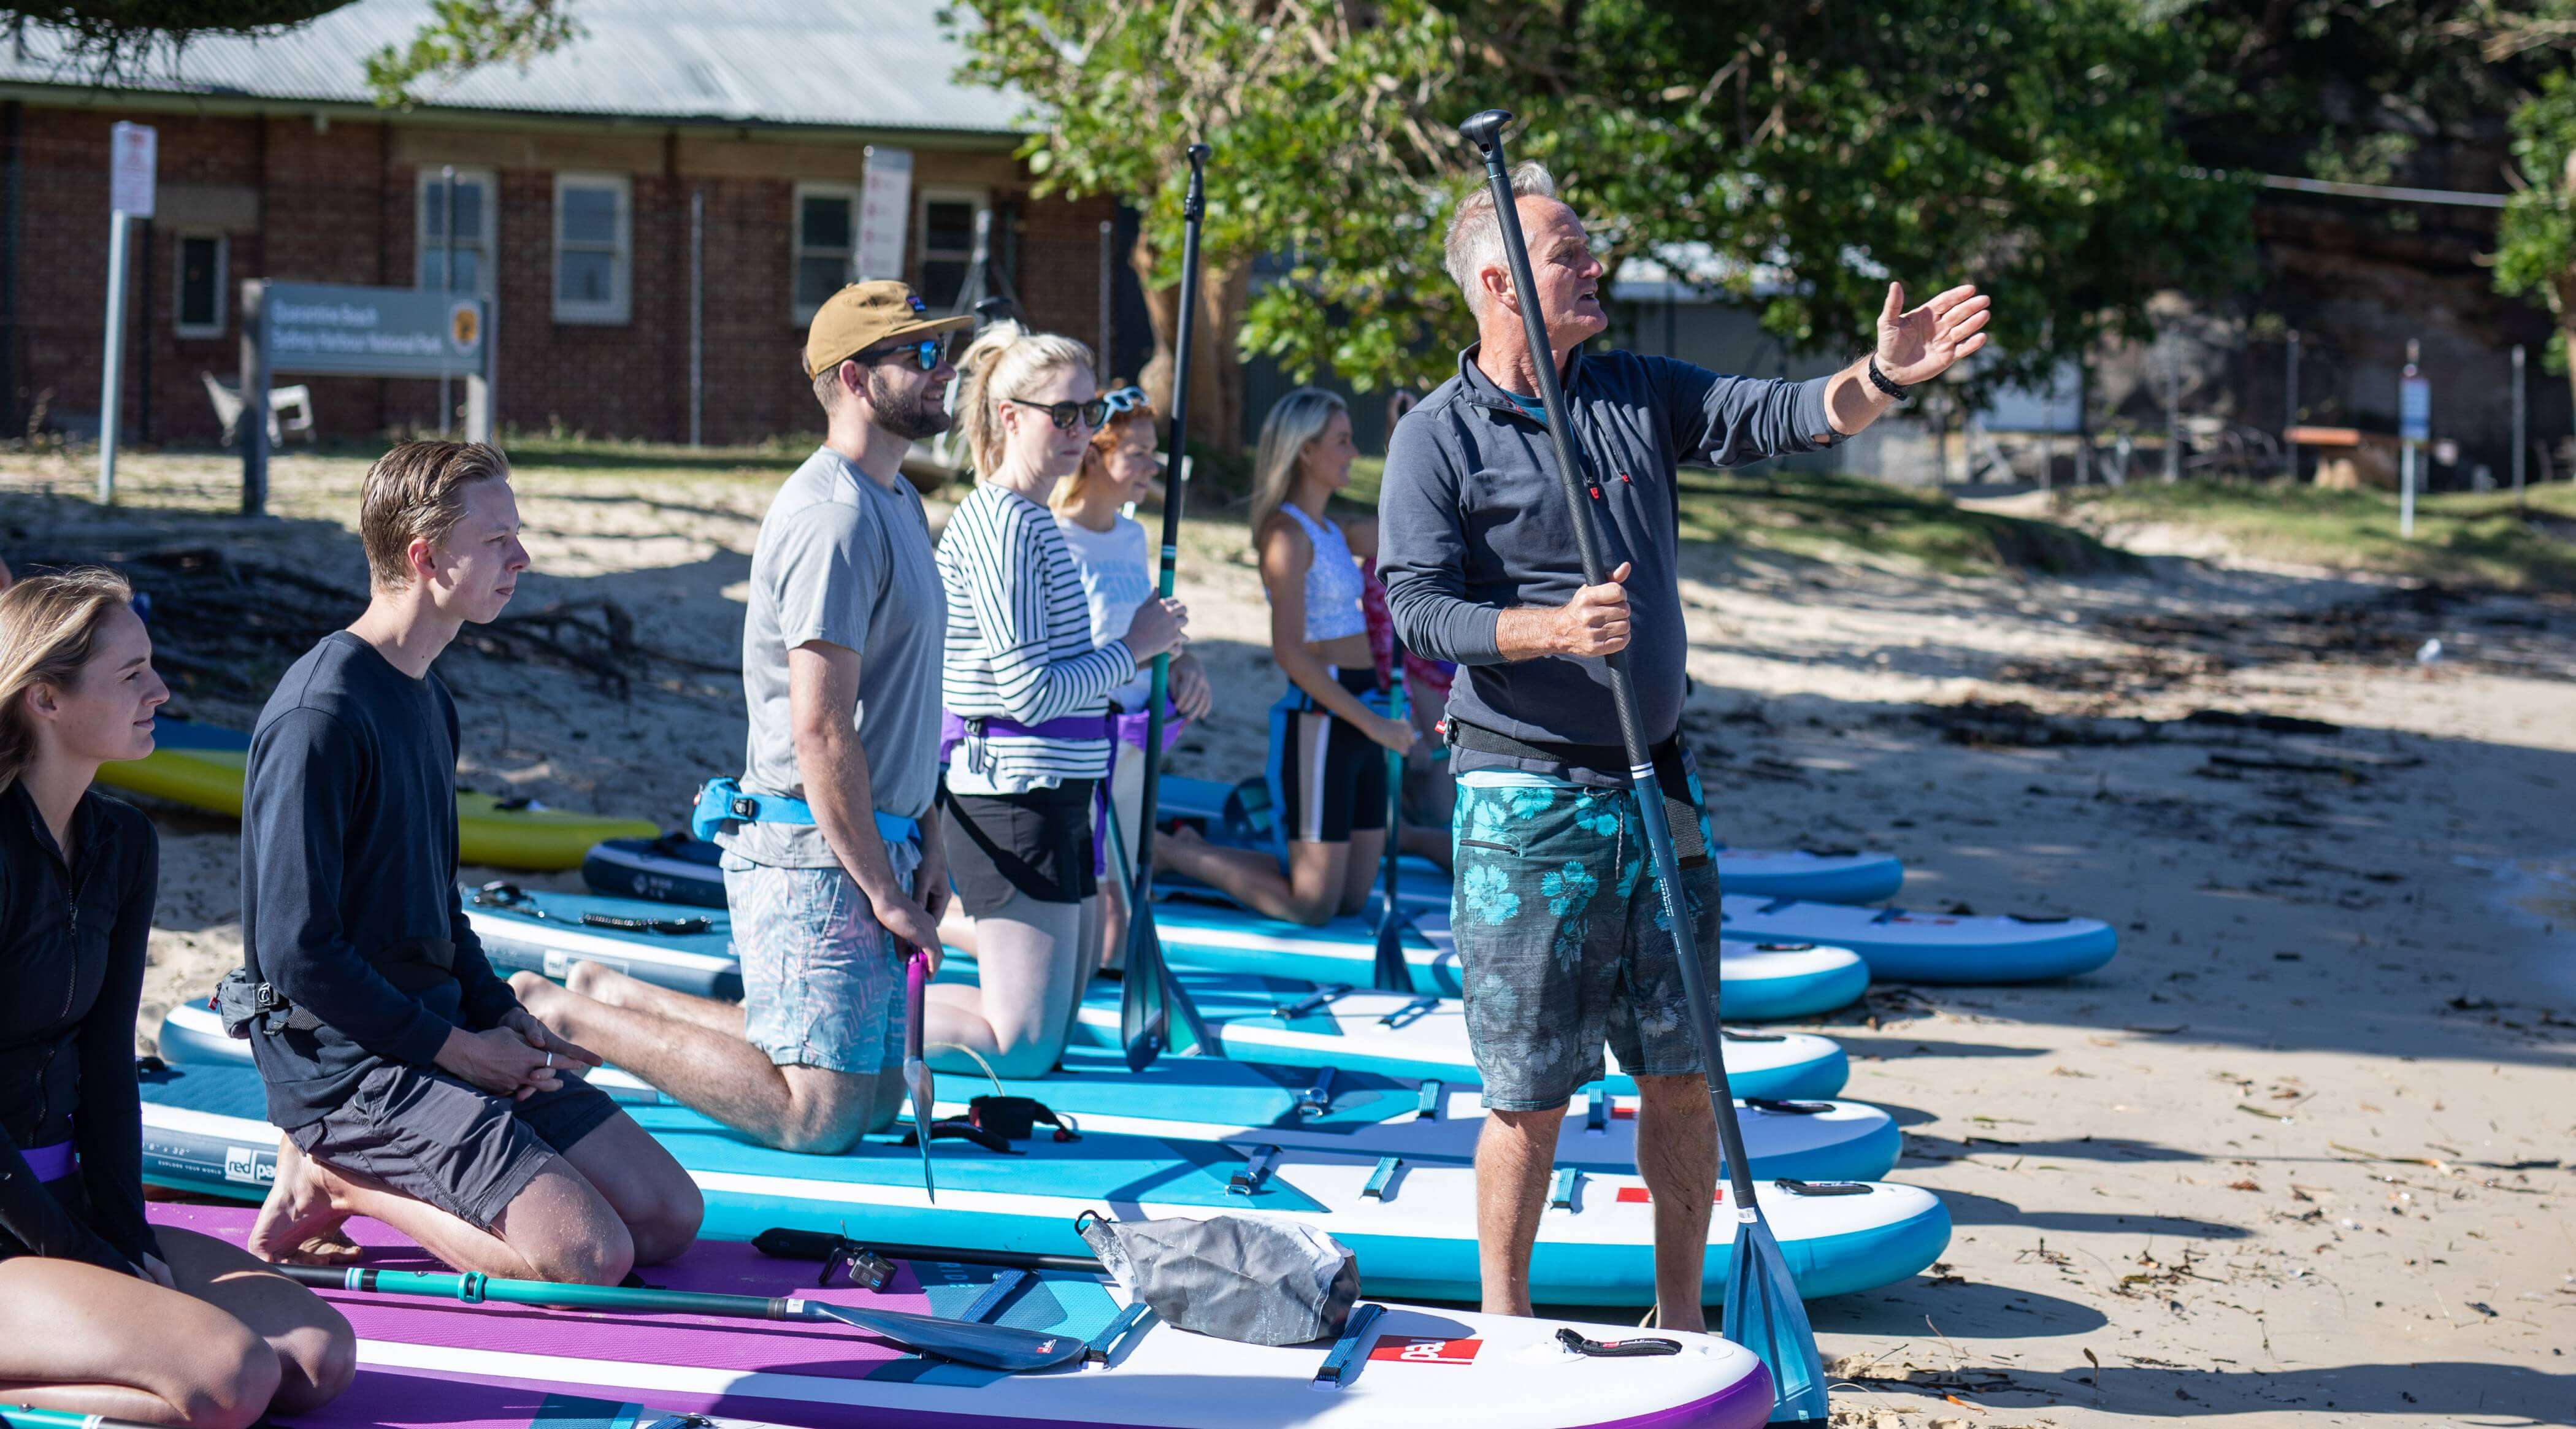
top-left (3, 0), bottom-right (575, 103)
top-left (2486, 9), bottom-right (2576, 407)
top-left (956, 0), bottom-right (2254, 453)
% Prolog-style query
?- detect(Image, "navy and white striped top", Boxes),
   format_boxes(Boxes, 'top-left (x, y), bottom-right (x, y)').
top-left (938, 483), bottom-right (1137, 794)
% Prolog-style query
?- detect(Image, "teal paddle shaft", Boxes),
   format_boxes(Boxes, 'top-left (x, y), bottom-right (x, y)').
top-left (1371, 660), bottom-right (1411, 992)
top-left (1119, 141), bottom-right (1221, 1066)
top-left (1123, 142), bottom-right (1211, 901)
top-left (4, 1407), bottom-right (165, 1429)
top-left (1457, 109), bottom-right (1827, 1425)
top-left (277, 1263), bottom-right (1085, 1372)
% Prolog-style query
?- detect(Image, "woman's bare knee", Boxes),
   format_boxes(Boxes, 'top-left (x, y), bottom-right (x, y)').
top-left (169, 1322), bottom-right (280, 1429)
top-left (267, 1311), bottom-right (358, 1412)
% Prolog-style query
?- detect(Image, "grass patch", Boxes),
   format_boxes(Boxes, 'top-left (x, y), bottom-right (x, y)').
top-left (2068, 480), bottom-right (2576, 592)
top-left (1346, 456), bottom-right (2139, 576)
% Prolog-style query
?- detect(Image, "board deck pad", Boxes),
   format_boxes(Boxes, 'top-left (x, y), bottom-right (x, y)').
top-left (150, 1205), bottom-right (1777, 1429)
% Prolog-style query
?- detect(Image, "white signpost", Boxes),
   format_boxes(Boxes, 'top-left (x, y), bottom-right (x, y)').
top-left (98, 120), bottom-right (156, 503)
top-left (856, 147), bottom-right (913, 282)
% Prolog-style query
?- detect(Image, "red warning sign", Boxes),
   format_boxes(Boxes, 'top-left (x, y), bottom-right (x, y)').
top-left (1369, 1336), bottom-right (1484, 1365)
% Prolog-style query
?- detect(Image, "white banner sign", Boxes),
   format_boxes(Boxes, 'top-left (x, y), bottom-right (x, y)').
top-left (110, 121), bottom-right (156, 218)
top-left (856, 147), bottom-right (913, 282)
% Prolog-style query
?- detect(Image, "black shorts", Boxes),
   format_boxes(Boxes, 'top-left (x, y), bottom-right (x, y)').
top-left (941, 780), bottom-right (1098, 916)
top-left (1268, 666), bottom-right (1391, 845)
top-left (288, 1062), bottom-right (620, 1232)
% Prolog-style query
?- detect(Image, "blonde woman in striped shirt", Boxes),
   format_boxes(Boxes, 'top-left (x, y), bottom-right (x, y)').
top-left (930, 324), bottom-right (1187, 1078)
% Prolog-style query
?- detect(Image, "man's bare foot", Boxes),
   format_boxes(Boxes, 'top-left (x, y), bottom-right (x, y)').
top-left (247, 1136), bottom-right (361, 1265)
top-left (509, 968), bottom-right (584, 1022)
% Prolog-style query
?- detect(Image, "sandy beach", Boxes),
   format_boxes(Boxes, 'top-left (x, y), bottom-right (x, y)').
top-left (3, 448), bottom-right (2568, 1427)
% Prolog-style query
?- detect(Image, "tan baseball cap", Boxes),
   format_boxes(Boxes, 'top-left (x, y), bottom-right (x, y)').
top-left (803, 281), bottom-right (975, 378)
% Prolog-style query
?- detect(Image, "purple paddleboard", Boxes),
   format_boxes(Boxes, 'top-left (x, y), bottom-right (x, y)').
top-left (153, 1204), bottom-right (1771, 1429)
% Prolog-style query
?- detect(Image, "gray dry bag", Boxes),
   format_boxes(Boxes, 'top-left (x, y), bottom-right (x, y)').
top-left (1076, 1209), bottom-right (1360, 1346)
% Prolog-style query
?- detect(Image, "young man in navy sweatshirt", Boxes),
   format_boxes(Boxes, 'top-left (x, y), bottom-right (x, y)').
top-left (232, 440), bottom-right (702, 1284)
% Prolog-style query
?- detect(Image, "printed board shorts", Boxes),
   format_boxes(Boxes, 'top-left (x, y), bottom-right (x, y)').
top-left (288, 1062), bottom-right (621, 1231)
top-left (722, 838), bottom-right (921, 1078)
top-left (1266, 667), bottom-right (1392, 845)
top-left (1449, 761), bottom-right (1722, 1111)
top-left (941, 781), bottom-right (1099, 916)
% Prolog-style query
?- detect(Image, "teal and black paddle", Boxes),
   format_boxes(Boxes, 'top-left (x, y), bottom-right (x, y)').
top-left (3, 1408), bottom-right (163, 1429)
top-left (277, 1263), bottom-right (1086, 1373)
top-left (1118, 140), bottom-right (1224, 1071)
top-left (1458, 108), bottom-right (1828, 1426)
top-left (1370, 651), bottom-right (1413, 992)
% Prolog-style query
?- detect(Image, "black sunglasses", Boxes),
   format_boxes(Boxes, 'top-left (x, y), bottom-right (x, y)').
top-left (1005, 396), bottom-right (1111, 431)
top-left (854, 335), bottom-right (951, 372)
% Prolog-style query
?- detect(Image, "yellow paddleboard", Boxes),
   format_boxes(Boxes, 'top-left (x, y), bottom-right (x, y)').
top-left (98, 718), bottom-right (657, 872)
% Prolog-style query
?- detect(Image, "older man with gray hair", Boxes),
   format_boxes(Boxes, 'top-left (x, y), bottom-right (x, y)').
top-left (1378, 163), bottom-right (1990, 1329)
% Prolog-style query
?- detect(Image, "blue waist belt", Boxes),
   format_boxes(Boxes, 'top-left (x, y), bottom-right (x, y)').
top-left (693, 777), bottom-right (921, 848)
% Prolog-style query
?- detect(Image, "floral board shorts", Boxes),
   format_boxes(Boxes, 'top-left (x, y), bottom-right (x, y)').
top-left (721, 838), bottom-right (921, 1078)
top-left (1450, 762), bottom-right (1723, 1111)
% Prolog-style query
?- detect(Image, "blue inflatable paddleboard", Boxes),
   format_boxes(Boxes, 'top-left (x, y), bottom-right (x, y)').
top-left (138, 1061), bottom-right (1947, 1304)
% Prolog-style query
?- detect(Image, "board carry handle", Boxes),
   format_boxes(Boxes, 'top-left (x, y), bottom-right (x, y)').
top-left (1313, 1301), bottom-right (1387, 1389)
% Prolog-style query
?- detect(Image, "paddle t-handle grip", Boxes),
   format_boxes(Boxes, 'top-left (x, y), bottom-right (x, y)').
top-left (1459, 107), bottom-right (1512, 154)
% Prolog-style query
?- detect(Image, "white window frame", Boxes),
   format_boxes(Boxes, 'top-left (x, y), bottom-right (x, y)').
top-left (172, 231), bottom-right (228, 339)
top-left (415, 166), bottom-right (497, 299)
top-left (791, 181), bottom-right (862, 324)
top-left (553, 172), bottom-right (632, 325)
top-left (914, 185), bottom-right (991, 310)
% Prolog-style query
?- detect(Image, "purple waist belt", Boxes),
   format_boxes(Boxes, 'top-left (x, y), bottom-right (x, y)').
top-left (21, 1140), bottom-right (74, 1181)
top-left (941, 705), bottom-right (1193, 878)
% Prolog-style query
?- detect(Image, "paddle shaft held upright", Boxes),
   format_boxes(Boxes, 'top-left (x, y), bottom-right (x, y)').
top-left (1127, 142), bottom-right (1211, 892)
top-left (1457, 109), bottom-right (1763, 1213)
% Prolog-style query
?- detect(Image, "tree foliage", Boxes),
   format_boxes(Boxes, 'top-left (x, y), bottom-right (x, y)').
top-left (2, 1), bottom-right (343, 68)
top-left (956, 0), bottom-right (2253, 448)
top-left (0, 0), bottom-right (575, 104)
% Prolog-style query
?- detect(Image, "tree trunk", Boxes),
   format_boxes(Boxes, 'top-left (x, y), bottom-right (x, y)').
top-left (1131, 232), bottom-right (1250, 460)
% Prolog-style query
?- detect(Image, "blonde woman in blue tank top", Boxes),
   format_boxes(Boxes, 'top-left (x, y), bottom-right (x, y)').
top-left (1157, 389), bottom-right (1420, 925)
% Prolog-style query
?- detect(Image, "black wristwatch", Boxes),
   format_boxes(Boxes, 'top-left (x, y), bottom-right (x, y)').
top-left (1866, 356), bottom-right (1909, 400)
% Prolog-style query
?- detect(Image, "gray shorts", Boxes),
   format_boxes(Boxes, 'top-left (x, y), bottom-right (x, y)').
top-left (722, 847), bottom-right (916, 1078)
top-left (1449, 768), bottom-right (1724, 1111)
top-left (289, 1062), bottom-right (620, 1231)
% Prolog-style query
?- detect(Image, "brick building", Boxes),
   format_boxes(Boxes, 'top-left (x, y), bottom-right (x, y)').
top-left (0, 0), bottom-right (1125, 448)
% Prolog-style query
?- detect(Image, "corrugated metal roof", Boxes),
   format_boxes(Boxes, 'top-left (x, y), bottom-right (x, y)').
top-left (0, 0), bottom-right (1027, 136)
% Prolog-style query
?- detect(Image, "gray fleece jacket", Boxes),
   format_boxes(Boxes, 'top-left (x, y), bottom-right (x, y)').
top-left (1378, 343), bottom-right (1839, 772)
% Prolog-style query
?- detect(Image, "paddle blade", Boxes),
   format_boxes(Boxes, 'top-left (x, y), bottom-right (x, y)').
top-left (809, 1301), bottom-right (1089, 1373)
top-left (1119, 909), bottom-right (1171, 1072)
top-left (903, 951), bottom-right (936, 1204)
top-left (1720, 1214), bottom-right (1830, 1424)
top-left (1371, 905), bottom-right (1412, 993)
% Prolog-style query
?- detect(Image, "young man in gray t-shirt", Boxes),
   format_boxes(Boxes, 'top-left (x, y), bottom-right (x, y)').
top-left (513, 282), bottom-right (967, 1153)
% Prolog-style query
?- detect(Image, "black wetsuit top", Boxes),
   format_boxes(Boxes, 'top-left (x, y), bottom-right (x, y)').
top-left (0, 778), bottom-right (162, 1273)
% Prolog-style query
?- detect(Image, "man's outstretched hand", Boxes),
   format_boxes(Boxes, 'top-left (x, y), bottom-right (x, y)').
top-left (1874, 282), bottom-right (1991, 388)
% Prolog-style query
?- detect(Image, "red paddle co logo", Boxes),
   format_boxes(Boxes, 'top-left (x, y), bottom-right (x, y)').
top-left (1370, 1336), bottom-right (1482, 1365)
